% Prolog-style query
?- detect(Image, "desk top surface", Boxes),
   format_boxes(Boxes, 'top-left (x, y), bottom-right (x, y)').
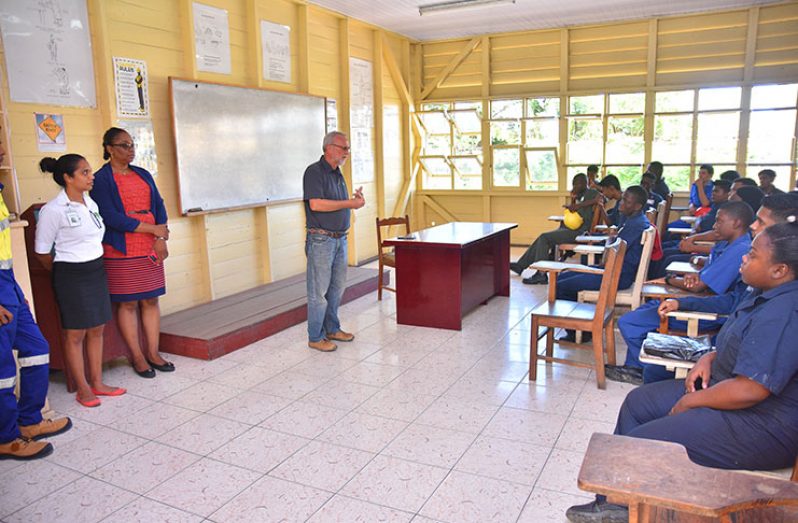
top-left (384, 222), bottom-right (517, 248)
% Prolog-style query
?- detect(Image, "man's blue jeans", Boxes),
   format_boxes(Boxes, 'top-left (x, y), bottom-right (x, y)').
top-left (306, 233), bottom-right (347, 342)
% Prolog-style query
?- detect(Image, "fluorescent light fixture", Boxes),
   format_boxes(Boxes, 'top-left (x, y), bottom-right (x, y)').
top-left (418, 0), bottom-right (516, 16)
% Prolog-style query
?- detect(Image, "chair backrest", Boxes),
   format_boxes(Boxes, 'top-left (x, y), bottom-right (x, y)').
top-left (376, 215), bottom-right (410, 251)
top-left (593, 238), bottom-right (627, 324)
top-left (645, 206), bottom-right (657, 225)
top-left (588, 201), bottom-right (604, 232)
top-left (628, 226), bottom-right (657, 309)
top-left (658, 194), bottom-right (673, 237)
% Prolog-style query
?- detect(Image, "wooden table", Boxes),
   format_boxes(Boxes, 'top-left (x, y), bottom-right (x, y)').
top-left (384, 222), bottom-right (517, 330)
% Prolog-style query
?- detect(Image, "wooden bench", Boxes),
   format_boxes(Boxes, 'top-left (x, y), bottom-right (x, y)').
top-left (159, 267), bottom-right (386, 360)
top-left (579, 433), bottom-right (798, 522)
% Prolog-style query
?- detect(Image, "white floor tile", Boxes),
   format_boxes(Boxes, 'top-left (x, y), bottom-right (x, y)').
top-left (102, 496), bottom-right (204, 523)
top-left (307, 495), bottom-right (414, 522)
top-left (156, 413), bottom-right (250, 455)
top-left (455, 435), bottom-right (550, 486)
top-left (0, 460), bottom-right (81, 518)
top-left (318, 411), bottom-right (408, 453)
top-left (207, 390), bottom-right (292, 425)
top-left (260, 401), bottom-right (348, 439)
top-left (419, 471), bottom-right (531, 523)
top-left (383, 424), bottom-right (475, 468)
top-left (50, 426), bottom-right (147, 474)
top-left (269, 440), bottom-right (375, 491)
top-left (209, 426), bottom-right (310, 473)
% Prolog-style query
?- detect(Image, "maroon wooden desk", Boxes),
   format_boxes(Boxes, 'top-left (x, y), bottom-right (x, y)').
top-left (384, 222), bottom-right (517, 330)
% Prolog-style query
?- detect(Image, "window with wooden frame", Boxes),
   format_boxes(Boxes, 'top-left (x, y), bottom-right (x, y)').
top-left (746, 83), bottom-right (798, 192)
top-left (419, 101), bottom-right (483, 190)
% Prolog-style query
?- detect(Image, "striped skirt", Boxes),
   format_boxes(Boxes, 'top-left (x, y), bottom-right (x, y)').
top-left (103, 256), bottom-right (166, 303)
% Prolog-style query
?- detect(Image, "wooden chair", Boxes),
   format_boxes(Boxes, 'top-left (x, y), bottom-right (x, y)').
top-left (578, 433), bottom-right (798, 522)
top-left (529, 238), bottom-right (627, 389)
top-left (578, 226), bottom-right (656, 310)
top-left (375, 215), bottom-right (410, 300)
top-left (658, 193), bottom-right (673, 239)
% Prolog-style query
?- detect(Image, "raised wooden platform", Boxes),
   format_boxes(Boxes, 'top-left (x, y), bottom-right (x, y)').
top-left (159, 267), bottom-right (386, 360)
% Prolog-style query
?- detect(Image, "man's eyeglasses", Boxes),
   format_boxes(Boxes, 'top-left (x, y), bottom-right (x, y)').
top-left (330, 144), bottom-right (350, 152)
top-left (111, 142), bottom-right (136, 150)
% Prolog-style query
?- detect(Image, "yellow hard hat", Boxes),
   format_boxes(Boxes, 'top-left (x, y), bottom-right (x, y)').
top-left (563, 209), bottom-right (584, 230)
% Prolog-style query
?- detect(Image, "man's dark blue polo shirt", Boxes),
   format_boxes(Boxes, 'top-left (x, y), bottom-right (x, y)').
top-left (303, 156), bottom-right (350, 233)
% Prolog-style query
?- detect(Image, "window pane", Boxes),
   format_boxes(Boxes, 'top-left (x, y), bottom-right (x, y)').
top-left (747, 109), bottom-right (796, 163)
top-left (656, 90), bottom-right (694, 112)
top-left (424, 134), bottom-right (450, 155)
top-left (527, 97), bottom-right (560, 117)
top-left (696, 112), bottom-right (739, 162)
top-left (491, 121), bottom-right (521, 145)
top-left (454, 100), bottom-right (481, 113)
top-left (653, 114), bottom-right (693, 163)
top-left (606, 116), bottom-right (644, 164)
top-left (420, 157), bottom-right (451, 190)
top-left (453, 132), bottom-right (480, 154)
top-left (567, 118), bottom-right (603, 164)
top-left (609, 92), bottom-right (645, 114)
top-left (525, 118), bottom-right (559, 146)
top-left (422, 102), bottom-right (448, 111)
top-left (662, 165), bottom-right (691, 192)
top-left (750, 84), bottom-right (798, 109)
top-left (492, 148), bottom-right (520, 187)
top-left (451, 110), bottom-right (481, 134)
top-left (453, 157), bottom-right (481, 190)
top-left (420, 111), bottom-right (450, 134)
top-left (567, 166), bottom-right (590, 179)
top-left (747, 165), bottom-right (793, 192)
top-left (420, 156), bottom-right (450, 175)
top-left (607, 165), bottom-right (644, 190)
top-left (491, 99), bottom-right (523, 119)
top-left (698, 87), bottom-right (741, 110)
top-left (569, 95), bottom-right (604, 115)
top-left (525, 150), bottom-right (559, 191)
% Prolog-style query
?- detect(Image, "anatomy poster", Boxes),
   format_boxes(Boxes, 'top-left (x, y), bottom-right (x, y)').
top-left (113, 57), bottom-right (149, 118)
top-left (193, 2), bottom-right (231, 74)
top-left (261, 20), bottom-right (291, 83)
top-left (0, 0), bottom-right (96, 107)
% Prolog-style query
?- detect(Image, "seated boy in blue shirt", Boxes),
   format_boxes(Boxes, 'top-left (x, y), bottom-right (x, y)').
top-left (607, 193), bottom-right (797, 385)
top-left (664, 165), bottom-right (714, 240)
top-left (640, 171), bottom-right (664, 210)
top-left (662, 201), bottom-right (753, 295)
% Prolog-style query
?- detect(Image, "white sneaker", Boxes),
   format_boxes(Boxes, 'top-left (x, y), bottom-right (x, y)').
top-left (521, 268), bottom-right (538, 279)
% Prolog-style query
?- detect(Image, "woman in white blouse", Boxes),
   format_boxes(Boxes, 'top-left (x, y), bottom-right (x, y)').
top-left (36, 154), bottom-right (124, 408)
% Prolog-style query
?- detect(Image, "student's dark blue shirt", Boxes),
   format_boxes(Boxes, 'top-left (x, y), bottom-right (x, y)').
top-left (614, 211), bottom-right (650, 283)
top-left (689, 181), bottom-right (714, 208)
top-left (303, 156), bottom-right (350, 233)
top-left (647, 190), bottom-right (664, 210)
top-left (607, 199), bottom-right (621, 226)
top-left (710, 279), bottom-right (798, 445)
top-left (696, 203), bottom-right (719, 232)
top-left (698, 233), bottom-right (751, 295)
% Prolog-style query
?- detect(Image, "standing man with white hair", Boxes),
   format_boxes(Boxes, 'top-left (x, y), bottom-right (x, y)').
top-left (302, 131), bottom-right (365, 352)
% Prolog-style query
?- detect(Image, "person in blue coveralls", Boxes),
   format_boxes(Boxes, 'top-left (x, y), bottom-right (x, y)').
top-left (557, 185), bottom-right (650, 343)
top-left (0, 143), bottom-right (72, 461)
top-left (662, 164), bottom-right (715, 242)
top-left (606, 193), bottom-right (798, 385)
top-left (566, 219), bottom-right (798, 523)
top-left (660, 201), bottom-right (753, 295)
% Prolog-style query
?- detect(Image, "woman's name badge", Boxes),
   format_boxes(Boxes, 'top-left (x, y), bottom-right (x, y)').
top-left (66, 210), bottom-right (81, 227)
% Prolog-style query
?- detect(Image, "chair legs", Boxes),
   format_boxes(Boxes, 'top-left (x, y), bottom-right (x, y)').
top-left (529, 316), bottom-right (540, 382)
top-left (592, 327), bottom-right (606, 389)
top-left (377, 260), bottom-right (383, 300)
top-left (605, 318), bottom-right (617, 366)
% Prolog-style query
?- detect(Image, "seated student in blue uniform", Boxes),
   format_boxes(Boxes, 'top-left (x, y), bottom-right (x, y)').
top-left (606, 193), bottom-right (798, 385)
top-left (566, 220), bottom-right (798, 523)
top-left (719, 169), bottom-right (740, 184)
top-left (659, 201), bottom-right (753, 296)
top-left (732, 184), bottom-right (764, 214)
top-left (639, 172), bottom-right (663, 209)
top-left (596, 175), bottom-right (623, 226)
top-left (651, 180), bottom-right (733, 277)
top-left (557, 186), bottom-right (650, 342)
top-left (663, 164), bottom-right (715, 242)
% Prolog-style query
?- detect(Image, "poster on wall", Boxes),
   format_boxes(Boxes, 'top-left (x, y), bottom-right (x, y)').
top-left (0, 0), bottom-right (96, 107)
top-left (326, 99), bottom-right (338, 133)
top-left (113, 57), bottom-right (150, 118)
top-left (35, 113), bottom-right (66, 152)
top-left (261, 20), bottom-right (291, 83)
top-left (192, 2), bottom-right (231, 74)
top-left (118, 120), bottom-right (158, 177)
top-left (349, 58), bottom-right (374, 185)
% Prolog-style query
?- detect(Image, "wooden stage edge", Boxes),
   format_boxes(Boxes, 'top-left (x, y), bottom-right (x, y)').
top-left (159, 267), bottom-right (387, 360)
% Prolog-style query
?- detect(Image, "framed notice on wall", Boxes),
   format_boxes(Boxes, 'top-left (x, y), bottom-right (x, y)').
top-left (0, 0), bottom-right (96, 107)
top-left (113, 57), bottom-right (150, 118)
top-left (261, 20), bottom-right (291, 83)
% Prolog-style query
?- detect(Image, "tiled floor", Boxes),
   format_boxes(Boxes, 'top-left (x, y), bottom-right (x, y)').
top-left (0, 249), bottom-right (636, 522)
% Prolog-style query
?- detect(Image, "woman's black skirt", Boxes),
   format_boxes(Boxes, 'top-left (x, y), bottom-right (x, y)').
top-left (53, 257), bottom-right (113, 329)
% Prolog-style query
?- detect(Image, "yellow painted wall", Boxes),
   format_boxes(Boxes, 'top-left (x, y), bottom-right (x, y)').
top-left (411, 1), bottom-right (798, 244)
top-left (0, 0), bottom-right (411, 313)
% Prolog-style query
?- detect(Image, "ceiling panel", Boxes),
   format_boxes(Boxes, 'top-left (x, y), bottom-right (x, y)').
top-left (308, 0), bottom-right (783, 41)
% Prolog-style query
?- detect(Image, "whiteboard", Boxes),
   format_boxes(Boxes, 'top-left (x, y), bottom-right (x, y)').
top-left (170, 78), bottom-right (325, 214)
